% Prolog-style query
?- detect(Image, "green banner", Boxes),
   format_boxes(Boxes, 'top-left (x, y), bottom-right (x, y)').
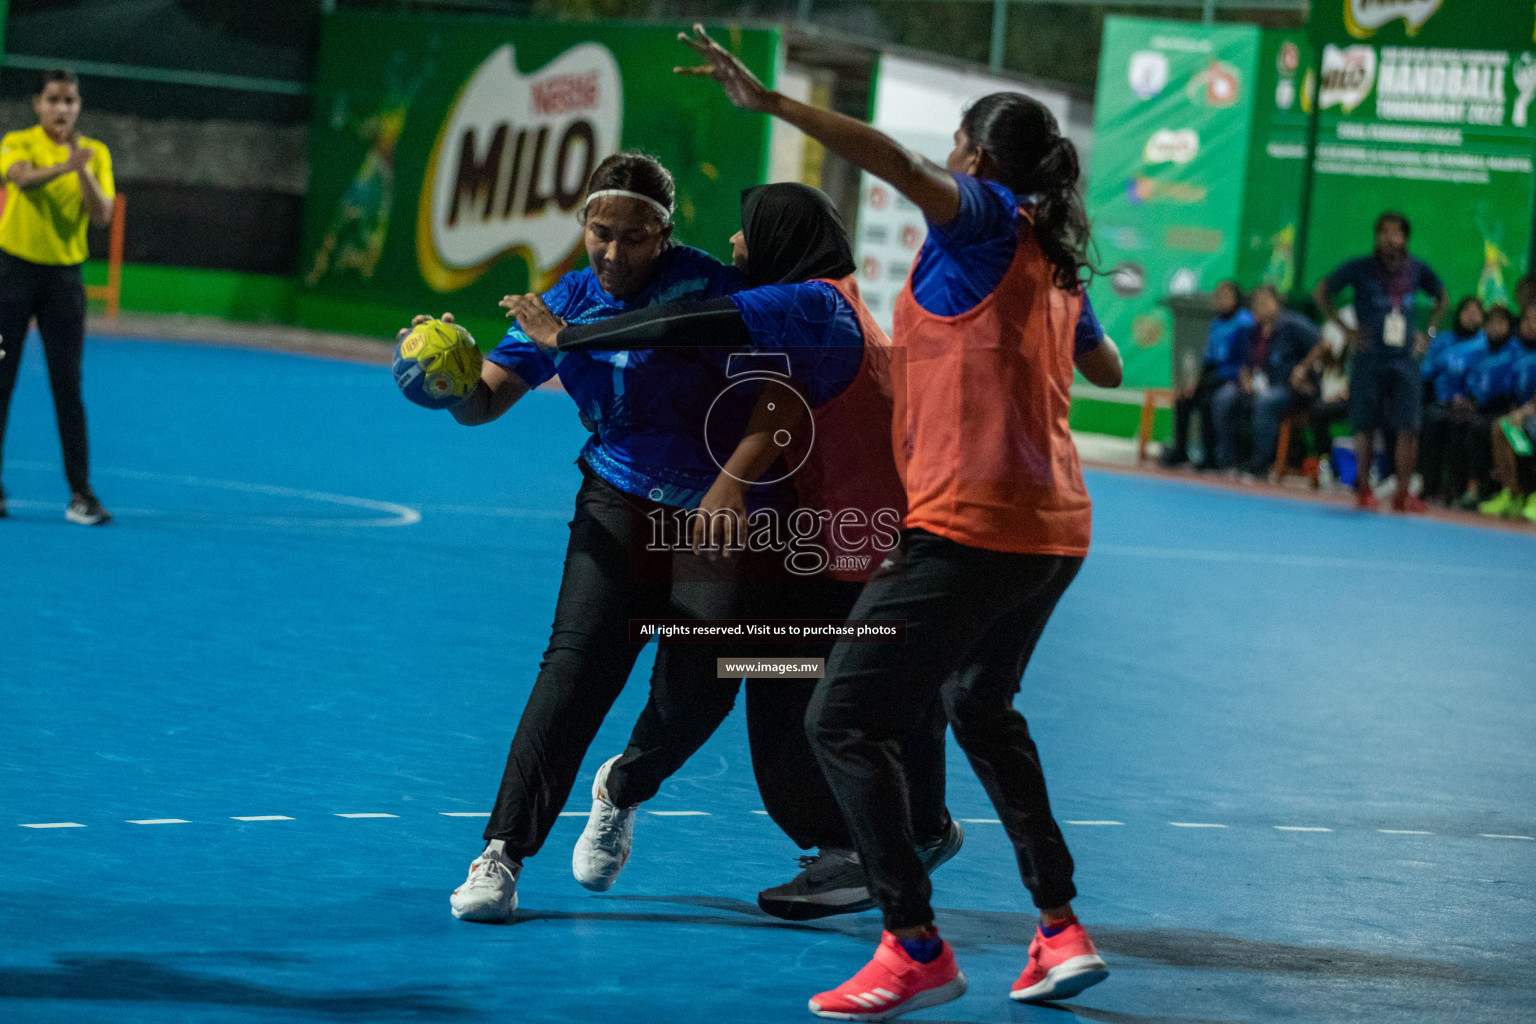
top-left (1302, 0), bottom-right (1536, 309)
top-left (1085, 17), bottom-right (1264, 389)
top-left (298, 13), bottom-right (778, 344)
top-left (1236, 30), bottom-right (1316, 295)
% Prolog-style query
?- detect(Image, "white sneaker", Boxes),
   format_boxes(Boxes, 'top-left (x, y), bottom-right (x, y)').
top-left (572, 755), bottom-right (636, 891)
top-left (450, 843), bottom-right (519, 922)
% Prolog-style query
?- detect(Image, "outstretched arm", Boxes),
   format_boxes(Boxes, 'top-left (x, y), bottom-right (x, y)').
top-left (676, 25), bottom-right (961, 225)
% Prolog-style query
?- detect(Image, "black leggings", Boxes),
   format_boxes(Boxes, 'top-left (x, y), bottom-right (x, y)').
top-left (809, 529), bottom-right (1082, 930)
top-left (606, 572), bottom-right (952, 850)
top-left (0, 251), bottom-right (91, 496)
top-left (483, 463), bottom-right (749, 859)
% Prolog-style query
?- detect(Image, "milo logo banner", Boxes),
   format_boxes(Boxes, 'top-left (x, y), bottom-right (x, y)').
top-left (299, 12), bottom-right (777, 343)
top-left (1304, 0), bottom-right (1536, 307)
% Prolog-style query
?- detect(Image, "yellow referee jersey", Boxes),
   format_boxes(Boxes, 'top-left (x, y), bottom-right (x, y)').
top-left (0, 124), bottom-right (115, 266)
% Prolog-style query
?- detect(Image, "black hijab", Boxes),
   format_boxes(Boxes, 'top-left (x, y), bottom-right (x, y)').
top-left (740, 183), bottom-right (856, 288)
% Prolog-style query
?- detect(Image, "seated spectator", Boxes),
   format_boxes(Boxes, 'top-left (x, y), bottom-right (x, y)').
top-left (1212, 284), bottom-right (1319, 478)
top-left (1291, 310), bottom-right (1353, 483)
top-left (1449, 304), bottom-right (1526, 508)
top-left (1480, 330), bottom-right (1536, 521)
top-left (1419, 303), bottom-right (1504, 503)
top-left (1162, 280), bottom-right (1253, 470)
top-left (1422, 296), bottom-right (1484, 403)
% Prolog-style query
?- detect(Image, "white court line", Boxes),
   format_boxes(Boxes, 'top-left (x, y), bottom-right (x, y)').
top-left (335, 813), bottom-right (398, 819)
top-left (1094, 543), bottom-right (1536, 582)
top-left (1275, 826), bottom-right (1333, 832)
top-left (960, 818), bottom-right (1002, 824)
top-left (557, 812), bottom-right (587, 817)
top-left (20, 822), bottom-right (84, 829)
top-left (751, 810), bottom-right (770, 815)
top-left (439, 812), bottom-right (490, 817)
top-left (415, 503), bottom-right (567, 521)
top-left (127, 819), bottom-right (191, 825)
top-left (231, 816), bottom-right (294, 822)
top-left (10, 461), bottom-right (421, 528)
top-left (1065, 820), bottom-right (1124, 826)
top-left (647, 811), bottom-right (709, 816)
top-left (1170, 822), bottom-right (1227, 828)
top-left (1379, 829), bottom-right (1434, 835)
top-left (1479, 833), bottom-right (1535, 840)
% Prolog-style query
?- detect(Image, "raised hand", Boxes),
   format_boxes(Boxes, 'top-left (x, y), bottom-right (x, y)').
top-left (501, 293), bottom-right (566, 351)
top-left (675, 24), bottom-right (773, 112)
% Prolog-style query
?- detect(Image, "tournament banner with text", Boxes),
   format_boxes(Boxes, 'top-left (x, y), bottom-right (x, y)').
top-left (1084, 18), bottom-right (1263, 389)
top-left (298, 13), bottom-right (778, 343)
top-left (1303, 0), bottom-right (1536, 307)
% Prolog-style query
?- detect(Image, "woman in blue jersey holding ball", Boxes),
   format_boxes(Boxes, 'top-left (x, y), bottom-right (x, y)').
top-left (409, 151), bottom-right (778, 924)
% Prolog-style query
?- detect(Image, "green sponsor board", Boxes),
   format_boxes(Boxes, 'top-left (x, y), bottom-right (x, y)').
top-left (1085, 18), bottom-right (1267, 389)
top-left (1236, 30), bottom-right (1316, 296)
top-left (299, 13), bottom-right (777, 345)
top-left (1303, 0), bottom-right (1536, 309)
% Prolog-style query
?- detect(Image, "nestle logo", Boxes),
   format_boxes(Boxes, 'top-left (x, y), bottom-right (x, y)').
top-left (533, 73), bottom-right (599, 115)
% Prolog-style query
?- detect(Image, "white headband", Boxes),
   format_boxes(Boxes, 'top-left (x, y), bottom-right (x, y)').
top-left (585, 188), bottom-right (672, 224)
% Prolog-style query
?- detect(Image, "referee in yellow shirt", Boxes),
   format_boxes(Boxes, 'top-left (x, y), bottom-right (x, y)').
top-left (0, 70), bottom-right (115, 524)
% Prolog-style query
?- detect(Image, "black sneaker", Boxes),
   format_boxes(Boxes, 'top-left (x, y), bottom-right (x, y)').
top-left (0, 487), bottom-right (8, 518)
top-left (756, 821), bottom-right (965, 921)
top-left (758, 848), bottom-right (871, 921)
top-left (916, 818), bottom-right (965, 874)
top-left (65, 494), bottom-right (112, 525)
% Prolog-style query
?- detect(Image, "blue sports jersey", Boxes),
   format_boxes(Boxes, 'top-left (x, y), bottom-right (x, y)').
top-left (1205, 309), bottom-right (1255, 382)
top-left (910, 173), bottom-right (1104, 356)
top-left (729, 281), bottom-right (864, 408)
top-left (488, 244), bottom-right (780, 509)
top-left (1324, 254), bottom-right (1444, 358)
top-left (1430, 334), bottom-right (1490, 404)
top-left (1421, 328), bottom-right (1478, 380)
top-left (1465, 341), bottom-right (1522, 410)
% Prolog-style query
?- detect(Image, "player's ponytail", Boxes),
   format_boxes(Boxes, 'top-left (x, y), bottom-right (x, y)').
top-left (960, 93), bottom-right (1091, 292)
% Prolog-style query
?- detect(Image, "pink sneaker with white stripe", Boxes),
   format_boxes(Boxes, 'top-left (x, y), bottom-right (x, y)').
top-left (1009, 918), bottom-right (1108, 1002)
top-left (808, 931), bottom-right (966, 1021)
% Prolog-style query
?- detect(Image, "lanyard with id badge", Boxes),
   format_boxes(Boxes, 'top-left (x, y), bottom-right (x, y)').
top-left (1383, 263), bottom-right (1413, 349)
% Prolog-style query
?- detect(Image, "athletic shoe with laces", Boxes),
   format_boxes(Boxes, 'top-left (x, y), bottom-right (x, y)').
top-left (759, 820), bottom-right (965, 921)
top-left (572, 755), bottom-right (635, 891)
top-left (1009, 918), bottom-right (1108, 1003)
top-left (65, 494), bottom-right (112, 525)
top-left (809, 931), bottom-right (966, 1021)
top-left (449, 843), bottom-right (519, 922)
top-left (1478, 488), bottom-right (1518, 518)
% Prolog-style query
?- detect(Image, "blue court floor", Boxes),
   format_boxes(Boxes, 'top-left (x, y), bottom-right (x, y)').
top-left (2, 334), bottom-right (1533, 1024)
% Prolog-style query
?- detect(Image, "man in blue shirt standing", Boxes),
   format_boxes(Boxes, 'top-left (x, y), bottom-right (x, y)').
top-left (1314, 212), bottom-right (1448, 512)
